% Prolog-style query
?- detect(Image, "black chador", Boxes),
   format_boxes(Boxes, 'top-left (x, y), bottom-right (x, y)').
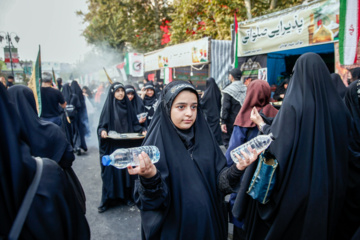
top-left (200, 77), bottom-right (223, 145)
top-left (232, 53), bottom-right (352, 239)
top-left (8, 85), bottom-right (86, 214)
top-left (0, 84), bottom-right (90, 239)
top-left (134, 81), bottom-right (229, 240)
top-left (97, 82), bottom-right (144, 211)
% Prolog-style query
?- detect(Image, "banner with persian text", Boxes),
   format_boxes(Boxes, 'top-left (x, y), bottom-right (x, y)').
top-left (145, 37), bottom-right (209, 72)
top-left (238, 0), bottom-right (339, 56)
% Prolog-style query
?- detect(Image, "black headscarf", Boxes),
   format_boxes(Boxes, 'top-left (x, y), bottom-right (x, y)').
top-left (200, 78), bottom-right (222, 145)
top-left (330, 73), bottom-right (347, 98)
top-left (233, 53), bottom-right (351, 239)
top-left (143, 82), bottom-right (158, 107)
top-left (350, 67), bottom-right (360, 82)
top-left (71, 81), bottom-right (85, 107)
top-left (0, 84), bottom-right (90, 239)
top-left (8, 85), bottom-right (68, 163)
top-left (136, 80), bottom-right (227, 240)
top-left (125, 84), bottom-right (146, 115)
top-left (98, 82), bottom-right (142, 135)
top-left (62, 84), bottom-right (81, 109)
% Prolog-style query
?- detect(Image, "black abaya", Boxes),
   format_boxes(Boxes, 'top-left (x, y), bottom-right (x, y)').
top-left (233, 53), bottom-right (352, 239)
top-left (98, 82), bottom-right (144, 208)
top-left (0, 84), bottom-right (90, 239)
top-left (134, 81), bottom-right (228, 240)
top-left (330, 73), bottom-right (347, 98)
top-left (200, 77), bottom-right (223, 145)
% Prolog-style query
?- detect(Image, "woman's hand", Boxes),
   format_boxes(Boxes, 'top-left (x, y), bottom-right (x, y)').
top-left (101, 130), bottom-right (108, 138)
top-left (250, 107), bottom-right (265, 126)
top-left (139, 116), bottom-right (146, 124)
top-left (235, 147), bottom-right (259, 171)
top-left (127, 152), bottom-right (157, 178)
top-left (142, 130), bottom-right (147, 136)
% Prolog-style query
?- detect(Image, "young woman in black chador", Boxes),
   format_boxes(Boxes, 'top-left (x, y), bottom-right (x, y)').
top-left (142, 81), bottom-right (158, 126)
top-left (97, 82), bottom-right (146, 213)
top-left (127, 80), bottom-right (258, 240)
top-left (0, 84), bottom-right (90, 239)
top-left (235, 52), bottom-right (352, 239)
top-left (125, 84), bottom-right (148, 128)
top-left (200, 77), bottom-right (223, 145)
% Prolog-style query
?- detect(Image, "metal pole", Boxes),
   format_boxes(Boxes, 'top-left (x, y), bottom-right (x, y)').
top-left (7, 32), bottom-right (14, 76)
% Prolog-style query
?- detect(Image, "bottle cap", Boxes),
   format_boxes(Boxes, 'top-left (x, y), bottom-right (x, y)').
top-left (102, 155), bottom-right (111, 166)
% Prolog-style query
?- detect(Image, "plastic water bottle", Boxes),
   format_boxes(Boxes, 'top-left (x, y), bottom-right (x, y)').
top-left (102, 146), bottom-right (160, 169)
top-left (137, 112), bottom-right (148, 121)
top-left (230, 133), bottom-right (274, 163)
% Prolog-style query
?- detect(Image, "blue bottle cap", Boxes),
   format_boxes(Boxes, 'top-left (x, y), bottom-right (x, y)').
top-left (102, 155), bottom-right (111, 166)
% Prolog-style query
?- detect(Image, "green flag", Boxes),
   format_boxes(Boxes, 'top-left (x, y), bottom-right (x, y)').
top-left (28, 45), bottom-right (42, 116)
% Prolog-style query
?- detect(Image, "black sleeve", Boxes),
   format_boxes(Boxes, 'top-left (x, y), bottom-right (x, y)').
top-left (218, 164), bottom-right (244, 195)
top-left (135, 170), bottom-right (170, 211)
top-left (58, 144), bottom-right (75, 169)
top-left (221, 93), bottom-right (231, 124)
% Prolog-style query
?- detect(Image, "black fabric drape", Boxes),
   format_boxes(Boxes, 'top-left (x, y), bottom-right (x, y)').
top-left (8, 85), bottom-right (87, 214)
top-left (330, 73), bottom-right (347, 98)
top-left (338, 80), bottom-right (360, 239)
top-left (135, 80), bottom-right (228, 240)
top-left (0, 84), bottom-right (90, 239)
top-left (233, 52), bottom-right (352, 240)
top-left (200, 78), bottom-right (223, 145)
top-left (97, 82), bottom-right (143, 207)
top-left (8, 85), bottom-right (68, 163)
top-left (71, 81), bottom-right (88, 149)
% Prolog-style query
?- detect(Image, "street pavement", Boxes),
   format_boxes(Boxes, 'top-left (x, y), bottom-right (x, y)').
top-left (72, 138), bottom-right (233, 240)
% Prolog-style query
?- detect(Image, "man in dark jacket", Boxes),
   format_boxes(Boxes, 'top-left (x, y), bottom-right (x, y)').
top-left (220, 68), bottom-right (247, 148)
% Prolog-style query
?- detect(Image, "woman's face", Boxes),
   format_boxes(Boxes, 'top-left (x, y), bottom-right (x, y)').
top-left (114, 88), bottom-right (125, 100)
top-left (170, 90), bottom-right (198, 130)
top-left (146, 89), bottom-right (154, 97)
top-left (127, 92), bottom-right (134, 101)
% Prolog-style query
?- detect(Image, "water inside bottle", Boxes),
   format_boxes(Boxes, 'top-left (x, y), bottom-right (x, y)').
top-left (112, 149), bottom-right (132, 169)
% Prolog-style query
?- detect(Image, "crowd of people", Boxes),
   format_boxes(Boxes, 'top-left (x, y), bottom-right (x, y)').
top-left (1, 52), bottom-right (360, 239)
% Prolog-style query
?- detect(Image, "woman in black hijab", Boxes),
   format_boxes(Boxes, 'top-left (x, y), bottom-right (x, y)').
top-left (97, 82), bottom-right (146, 213)
top-left (330, 73), bottom-right (347, 98)
top-left (71, 81), bottom-right (88, 153)
top-left (337, 80), bottom-right (360, 239)
top-left (8, 85), bottom-right (86, 214)
top-left (127, 80), bottom-right (258, 240)
top-left (350, 67), bottom-right (360, 84)
top-left (142, 81), bottom-right (159, 126)
top-left (236, 52), bottom-right (352, 239)
top-left (62, 84), bottom-right (81, 150)
top-left (0, 84), bottom-right (90, 239)
top-left (125, 84), bottom-right (147, 128)
top-left (200, 77), bottom-right (223, 145)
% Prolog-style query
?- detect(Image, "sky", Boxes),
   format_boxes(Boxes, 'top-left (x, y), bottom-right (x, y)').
top-left (0, 0), bottom-right (92, 64)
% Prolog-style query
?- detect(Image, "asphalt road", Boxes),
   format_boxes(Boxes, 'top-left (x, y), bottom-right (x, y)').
top-left (72, 137), bottom-right (233, 240)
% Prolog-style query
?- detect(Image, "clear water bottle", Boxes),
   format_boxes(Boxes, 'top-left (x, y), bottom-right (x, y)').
top-left (137, 112), bottom-right (148, 121)
top-left (102, 146), bottom-right (160, 169)
top-left (230, 133), bottom-right (274, 163)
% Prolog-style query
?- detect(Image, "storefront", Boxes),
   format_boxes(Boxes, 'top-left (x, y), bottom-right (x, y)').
top-left (236, 0), bottom-right (350, 87)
